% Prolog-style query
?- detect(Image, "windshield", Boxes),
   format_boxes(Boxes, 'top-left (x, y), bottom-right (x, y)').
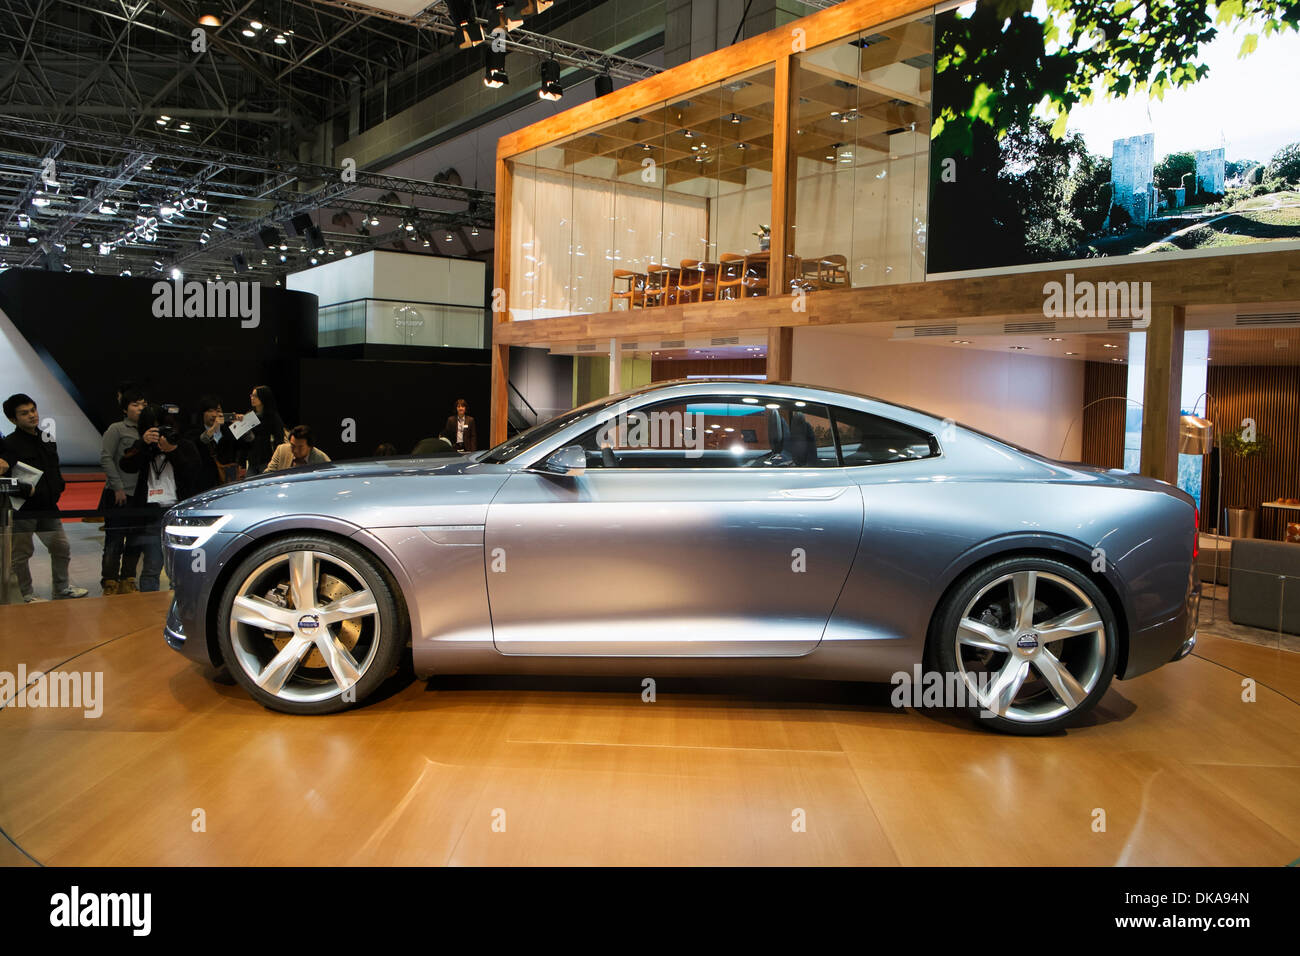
top-left (480, 393), bottom-right (625, 463)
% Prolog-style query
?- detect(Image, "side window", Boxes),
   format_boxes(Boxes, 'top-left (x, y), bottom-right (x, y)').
top-left (575, 396), bottom-right (837, 468)
top-left (830, 406), bottom-right (939, 465)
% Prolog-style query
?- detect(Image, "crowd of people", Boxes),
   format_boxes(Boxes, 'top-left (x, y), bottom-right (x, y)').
top-left (0, 387), bottom-right (478, 602)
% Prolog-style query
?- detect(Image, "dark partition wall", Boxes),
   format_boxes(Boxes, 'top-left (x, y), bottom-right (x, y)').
top-left (296, 356), bottom-right (491, 459)
top-left (0, 269), bottom-right (315, 433)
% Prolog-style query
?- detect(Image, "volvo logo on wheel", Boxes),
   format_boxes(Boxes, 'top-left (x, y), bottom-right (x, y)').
top-left (1016, 632), bottom-right (1040, 651)
top-left (297, 614), bottom-right (321, 632)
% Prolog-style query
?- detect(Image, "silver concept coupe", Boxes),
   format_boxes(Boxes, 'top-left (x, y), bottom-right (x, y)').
top-left (164, 380), bottom-right (1199, 734)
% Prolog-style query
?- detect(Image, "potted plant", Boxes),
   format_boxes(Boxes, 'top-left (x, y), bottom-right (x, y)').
top-left (1220, 427), bottom-right (1271, 537)
top-left (753, 224), bottom-right (770, 252)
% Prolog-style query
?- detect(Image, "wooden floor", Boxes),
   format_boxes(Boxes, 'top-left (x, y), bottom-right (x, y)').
top-left (1, 593), bottom-right (1297, 866)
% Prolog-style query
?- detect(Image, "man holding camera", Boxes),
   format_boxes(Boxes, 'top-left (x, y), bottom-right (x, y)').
top-left (3, 393), bottom-right (88, 602)
top-left (119, 406), bottom-right (201, 592)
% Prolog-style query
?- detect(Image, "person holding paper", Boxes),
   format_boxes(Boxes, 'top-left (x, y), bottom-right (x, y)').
top-left (236, 385), bottom-right (287, 476)
top-left (2, 393), bottom-right (88, 602)
top-left (187, 395), bottom-right (240, 490)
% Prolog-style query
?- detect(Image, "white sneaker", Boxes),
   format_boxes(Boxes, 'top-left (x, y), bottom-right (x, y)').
top-left (54, 586), bottom-right (89, 600)
top-left (23, 594), bottom-right (47, 603)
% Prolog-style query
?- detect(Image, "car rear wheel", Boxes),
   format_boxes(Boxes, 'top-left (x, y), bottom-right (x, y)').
top-left (215, 534), bottom-right (404, 715)
top-left (928, 556), bottom-right (1118, 735)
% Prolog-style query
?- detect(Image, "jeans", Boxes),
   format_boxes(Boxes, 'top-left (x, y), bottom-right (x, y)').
top-left (101, 506), bottom-right (143, 584)
top-left (130, 519), bottom-right (165, 592)
top-left (11, 515), bottom-right (71, 598)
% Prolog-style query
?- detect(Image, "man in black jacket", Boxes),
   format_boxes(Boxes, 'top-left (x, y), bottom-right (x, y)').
top-left (120, 405), bottom-right (202, 592)
top-left (3, 393), bottom-right (89, 602)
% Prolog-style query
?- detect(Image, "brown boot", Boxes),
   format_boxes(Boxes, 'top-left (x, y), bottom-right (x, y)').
top-left (120, 577), bottom-right (137, 594)
top-left (102, 580), bottom-right (119, 596)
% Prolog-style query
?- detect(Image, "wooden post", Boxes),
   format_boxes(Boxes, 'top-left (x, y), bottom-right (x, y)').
top-left (767, 327), bottom-right (793, 381)
top-left (769, 52), bottom-right (796, 297)
top-left (1139, 304), bottom-right (1186, 483)
top-left (608, 337), bottom-right (621, 395)
top-left (490, 154), bottom-right (513, 446)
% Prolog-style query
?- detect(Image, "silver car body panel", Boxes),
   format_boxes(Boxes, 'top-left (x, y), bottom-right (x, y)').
top-left (163, 380), bottom-right (1198, 686)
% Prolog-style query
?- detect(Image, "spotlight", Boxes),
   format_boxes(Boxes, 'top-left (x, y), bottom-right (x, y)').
top-left (16, 213), bottom-right (29, 228)
top-left (0, 234), bottom-right (8, 246)
top-left (80, 236), bottom-right (92, 248)
top-left (258, 226), bottom-right (281, 249)
top-left (249, 19), bottom-right (263, 30)
top-left (232, 253), bottom-right (249, 273)
top-left (274, 34), bottom-right (287, 44)
top-left (444, 233), bottom-right (454, 242)
top-left (26, 236), bottom-right (37, 244)
top-left (241, 27), bottom-right (255, 37)
top-left (170, 267), bottom-right (182, 280)
top-left (595, 73), bottom-right (613, 97)
top-left (484, 47), bottom-right (508, 88)
top-left (344, 249), bottom-right (353, 256)
top-left (539, 59), bottom-right (562, 101)
top-left (304, 224), bottom-right (326, 249)
top-left (197, 5), bottom-right (222, 27)
top-left (31, 194), bottom-right (50, 207)
top-left (447, 0), bottom-right (485, 48)
top-left (470, 225), bottom-right (479, 236)
top-left (98, 242), bottom-right (111, 255)
top-left (213, 215), bottom-right (229, 229)
top-left (521, 0), bottom-right (553, 14)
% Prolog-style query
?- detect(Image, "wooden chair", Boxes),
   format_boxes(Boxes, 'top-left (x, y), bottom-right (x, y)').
top-left (610, 270), bottom-right (645, 311)
top-left (742, 253), bottom-right (769, 297)
top-left (715, 254), bottom-right (746, 300)
top-left (676, 259), bottom-right (706, 304)
top-left (643, 265), bottom-right (677, 307)
top-left (799, 254), bottom-right (848, 290)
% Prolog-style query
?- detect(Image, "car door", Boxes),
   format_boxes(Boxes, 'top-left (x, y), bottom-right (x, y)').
top-left (484, 393), bottom-right (864, 656)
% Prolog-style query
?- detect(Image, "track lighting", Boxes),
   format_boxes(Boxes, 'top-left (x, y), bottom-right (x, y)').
top-left (521, 0), bottom-right (553, 14)
top-left (484, 46), bottom-right (508, 88)
top-left (595, 73), bottom-right (613, 97)
top-left (447, 0), bottom-right (485, 48)
top-left (539, 59), bottom-right (562, 101)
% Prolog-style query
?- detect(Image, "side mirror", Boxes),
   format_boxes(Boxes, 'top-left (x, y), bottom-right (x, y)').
top-left (541, 444), bottom-right (586, 477)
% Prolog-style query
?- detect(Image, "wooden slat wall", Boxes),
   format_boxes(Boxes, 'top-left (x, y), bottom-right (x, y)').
top-left (1203, 365), bottom-right (1300, 512)
top-left (650, 357), bottom-right (766, 380)
top-left (1081, 361), bottom-right (1127, 469)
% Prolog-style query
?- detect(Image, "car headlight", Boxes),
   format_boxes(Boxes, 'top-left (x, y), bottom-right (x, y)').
top-left (163, 513), bottom-right (232, 550)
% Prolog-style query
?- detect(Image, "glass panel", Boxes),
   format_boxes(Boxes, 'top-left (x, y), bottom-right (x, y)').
top-left (712, 67), bottom-right (776, 301)
top-left (791, 12), bottom-right (933, 293)
top-left (508, 150), bottom-right (539, 321)
top-left (830, 405), bottom-right (939, 464)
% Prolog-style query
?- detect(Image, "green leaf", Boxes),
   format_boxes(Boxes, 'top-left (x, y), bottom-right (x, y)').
top-left (1049, 109), bottom-right (1070, 139)
top-left (1238, 32), bottom-right (1259, 57)
top-left (1216, 0), bottom-right (1243, 26)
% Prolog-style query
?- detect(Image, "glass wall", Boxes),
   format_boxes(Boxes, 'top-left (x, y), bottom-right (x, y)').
top-left (790, 13), bottom-right (932, 292)
top-left (508, 67), bottom-right (776, 321)
top-left (316, 298), bottom-right (484, 348)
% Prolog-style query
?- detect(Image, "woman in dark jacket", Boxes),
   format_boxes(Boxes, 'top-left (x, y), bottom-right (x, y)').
top-left (120, 405), bottom-right (202, 592)
top-left (238, 384), bottom-right (288, 476)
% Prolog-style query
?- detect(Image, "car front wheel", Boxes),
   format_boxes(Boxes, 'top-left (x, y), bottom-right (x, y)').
top-left (928, 556), bottom-right (1118, 735)
top-left (215, 534), bottom-right (404, 714)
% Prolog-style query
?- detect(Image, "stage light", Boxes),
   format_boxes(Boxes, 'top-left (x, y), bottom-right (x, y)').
top-left (484, 47), bottom-right (508, 88)
top-left (258, 226), bottom-right (281, 249)
top-left (594, 73), bottom-right (613, 97)
top-left (521, 0), bottom-right (553, 14)
top-left (274, 33), bottom-right (287, 44)
top-left (344, 249), bottom-right (353, 256)
top-left (170, 267), bottom-right (182, 280)
top-left (80, 236), bottom-right (92, 248)
top-left (197, 5), bottom-right (222, 27)
top-left (447, 0), bottom-right (485, 47)
top-left (32, 194), bottom-right (50, 207)
top-left (16, 213), bottom-right (29, 228)
top-left (98, 243), bottom-right (111, 255)
top-left (539, 59), bottom-right (562, 101)
top-left (470, 225), bottom-right (479, 236)
top-left (0, 234), bottom-right (8, 247)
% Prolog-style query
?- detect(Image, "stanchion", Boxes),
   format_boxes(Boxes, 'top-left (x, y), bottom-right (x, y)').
top-left (0, 477), bottom-right (16, 605)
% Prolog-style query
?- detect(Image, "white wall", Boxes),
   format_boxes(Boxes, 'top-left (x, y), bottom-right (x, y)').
top-left (288, 250), bottom-right (484, 308)
top-left (792, 327), bottom-right (1086, 460)
top-left (0, 304), bottom-right (103, 465)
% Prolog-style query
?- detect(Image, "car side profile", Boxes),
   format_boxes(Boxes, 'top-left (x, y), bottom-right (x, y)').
top-left (163, 380), bottom-right (1199, 734)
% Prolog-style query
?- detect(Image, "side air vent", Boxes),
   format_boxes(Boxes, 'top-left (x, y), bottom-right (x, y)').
top-left (1003, 320), bottom-right (1056, 334)
top-left (1236, 312), bottom-right (1300, 326)
top-left (1106, 317), bottom-right (1136, 330)
top-left (911, 324), bottom-right (958, 338)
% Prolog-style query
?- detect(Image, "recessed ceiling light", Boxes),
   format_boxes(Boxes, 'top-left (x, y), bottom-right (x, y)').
top-left (951, 339), bottom-right (971, 344)
top-left (1045, 336), bottom-right (1063, 341)
top-left (1064, 351), bottom-right (1078, 355)
top-left (1103, 343), bottom-right (1118, 348)
top-left (1010, 346), bottom-right (1029, 350)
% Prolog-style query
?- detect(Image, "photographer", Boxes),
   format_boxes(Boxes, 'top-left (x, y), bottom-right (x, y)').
top-left (187, 394), bottom-right (240, 491)
top-left (119, 405), bottom-right (201, 592)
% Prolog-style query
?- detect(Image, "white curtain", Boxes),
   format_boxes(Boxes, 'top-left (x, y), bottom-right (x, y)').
top-left (510, 164), bottom-right (708, 320)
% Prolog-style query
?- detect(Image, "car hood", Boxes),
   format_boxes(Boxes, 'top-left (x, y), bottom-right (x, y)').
top-left (179, 455), bottom-right (491, 510)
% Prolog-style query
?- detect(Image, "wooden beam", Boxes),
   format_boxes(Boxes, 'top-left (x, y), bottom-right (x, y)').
top-left (495, 0), bottom-right (937, 160)
top-left (1140, 305), bottom-right (1186, 483)
top-left (490, 153), bottom-right (513, 446)
top-left (770, 53), bottom-right (796, 295)
top-left (492, 250), bottom-right (1300, 347)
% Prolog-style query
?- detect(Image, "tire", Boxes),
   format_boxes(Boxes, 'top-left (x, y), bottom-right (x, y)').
top-left (215, 534), bottom-right (405, 715)
top-left (926, 556), bottom-right (1118, 735)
